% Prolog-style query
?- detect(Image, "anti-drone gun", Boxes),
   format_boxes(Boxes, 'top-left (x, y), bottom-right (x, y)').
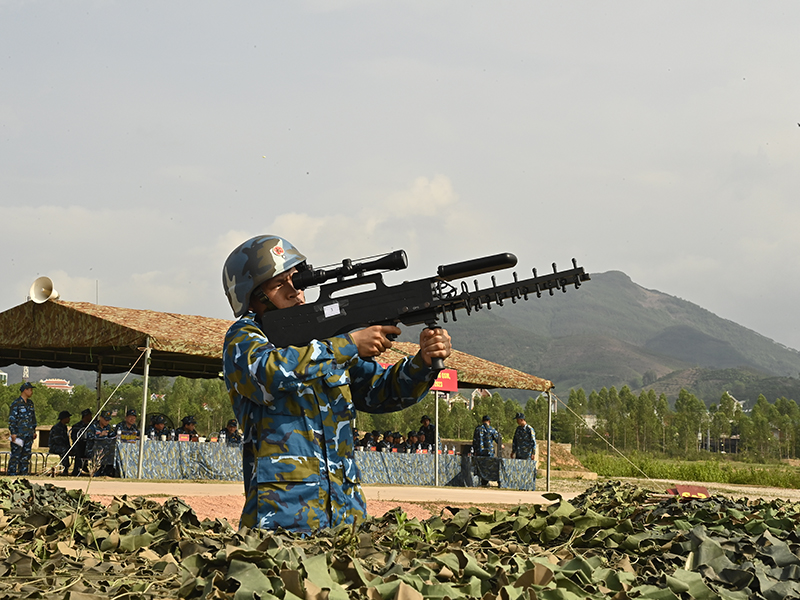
top-left (259, 250), bottom-right (591, 370)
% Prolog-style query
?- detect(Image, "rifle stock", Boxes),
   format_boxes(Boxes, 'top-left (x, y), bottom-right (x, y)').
top-left (259, 252), bottom-right (590, 370)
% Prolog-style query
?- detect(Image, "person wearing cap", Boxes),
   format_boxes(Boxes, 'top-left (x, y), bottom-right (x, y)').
top-left (49, 410), bottom-right (72, 473)
top-left (472, 415), bottom-right (503, 486)
top-left (419, 415), bottom-right (435, 450)
top-left (70, 409), bottom-right (93, 476)
top-left (378, 431), bottom-right (394, 453)
top-left (391, 432), bottom-right (405, 452)
top-left (8, 382), bottom-right (37, 476)
top-left (175, 415), bottom-right (200, 442)
top-left (222, 235), bottom-right (451, 532)
top-left (116, 409), bottom-right (140, 443)
top-left (85, 410), bottom-right (117, 476)
top-left (473, 415), bottom-right (502, 458)
top-left (511, 412), bottom-right (537, 461)
top-left (405, 430), bottom-right (419, 453)
top-left (218, 419), bottom-right (242, 445)
top-left (146, 415), bottom-right (173, 440)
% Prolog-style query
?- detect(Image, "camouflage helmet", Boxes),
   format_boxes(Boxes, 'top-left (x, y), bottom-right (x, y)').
top-left (222, 235), bottom-right (307, 317)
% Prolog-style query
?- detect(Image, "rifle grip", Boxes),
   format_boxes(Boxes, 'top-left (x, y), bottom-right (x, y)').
top-left (425, 323), bottom-right (445, 371)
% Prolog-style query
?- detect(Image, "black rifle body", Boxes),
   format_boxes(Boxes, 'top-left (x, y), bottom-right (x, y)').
top-left (259, 254), bottom-right (590, 370)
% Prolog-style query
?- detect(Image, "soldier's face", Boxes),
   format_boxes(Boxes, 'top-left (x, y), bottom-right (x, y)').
top-left (516, 418), bottom-right (525, 426)
top-left (125, 415), bottom-right (136, 425)
top-left (263, 268), bottom-right (305, 310)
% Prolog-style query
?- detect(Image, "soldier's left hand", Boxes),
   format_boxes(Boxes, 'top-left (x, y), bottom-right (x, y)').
top-left (419, 327), bottom-right (452, 367)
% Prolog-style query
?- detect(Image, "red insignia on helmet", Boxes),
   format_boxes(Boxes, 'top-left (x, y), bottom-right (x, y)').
top-left (271, 244), bottom-right (285, 258)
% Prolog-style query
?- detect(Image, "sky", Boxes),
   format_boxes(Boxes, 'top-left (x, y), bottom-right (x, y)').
top-left (2, 1), bottom-right (800, 350)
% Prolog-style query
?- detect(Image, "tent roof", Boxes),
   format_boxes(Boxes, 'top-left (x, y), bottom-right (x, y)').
top-left (0, 300), bottom-right (552, 391)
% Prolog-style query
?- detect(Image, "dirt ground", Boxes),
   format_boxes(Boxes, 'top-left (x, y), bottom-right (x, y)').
top-left (87, 474), bottom-right (800, 527)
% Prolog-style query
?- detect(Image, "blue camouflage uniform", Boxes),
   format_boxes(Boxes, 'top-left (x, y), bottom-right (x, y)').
top-left (512, 423), bottom-right (537, 460)
top-left (117, 423), bottom-right (139, 443)
top-left (473, 422), bottom-right (501, 457)
top-left (86, 421), bottom-right (117, 475)
top-left (8, 395), bottom-right (37, 475)
top-left (223, 312), bottom-right (438, 532)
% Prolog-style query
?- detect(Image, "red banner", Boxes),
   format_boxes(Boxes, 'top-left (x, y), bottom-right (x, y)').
top-left (431, 368), bottom-right (458, 392)
top-left (379, 363), bottom-right (458, 392)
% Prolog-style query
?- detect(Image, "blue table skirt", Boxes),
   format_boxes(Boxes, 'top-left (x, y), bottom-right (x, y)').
top-left (117, 442), bottom-right (536, 490)
top-left (117, 440), bottom-right (242, 481)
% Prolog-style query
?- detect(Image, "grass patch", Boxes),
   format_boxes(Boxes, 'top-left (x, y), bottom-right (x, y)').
top-left (579, 452), bottom-right (800, 489)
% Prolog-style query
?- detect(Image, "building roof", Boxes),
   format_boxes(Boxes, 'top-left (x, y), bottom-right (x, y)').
top-left (0, 299), bottom-right (552, 391)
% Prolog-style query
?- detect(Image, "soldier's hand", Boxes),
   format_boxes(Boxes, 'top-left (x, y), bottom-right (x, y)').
top-left (351, 325), bottom-right (401, 358)
top-left (419, 328), bottom-right (452, 367)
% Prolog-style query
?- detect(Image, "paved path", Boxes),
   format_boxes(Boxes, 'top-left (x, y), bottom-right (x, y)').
top-left (24, 477), bottom-right (576, 504)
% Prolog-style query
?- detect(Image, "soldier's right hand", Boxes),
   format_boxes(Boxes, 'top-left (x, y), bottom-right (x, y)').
top-left (351, 325), bottom-right (401, 358)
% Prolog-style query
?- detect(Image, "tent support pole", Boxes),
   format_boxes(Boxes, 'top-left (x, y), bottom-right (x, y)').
top-left (95, 356), bottom-right (103, 413)
top-left (434, 391), bottom-right (440, 486)
top-left (136, 337), bottom-right (151, 479)
top-left (546, 390), bottom-right (553, 493)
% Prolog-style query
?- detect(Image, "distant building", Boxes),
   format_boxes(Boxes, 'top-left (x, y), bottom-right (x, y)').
top-left (39, 378), bottom-right (74, 394)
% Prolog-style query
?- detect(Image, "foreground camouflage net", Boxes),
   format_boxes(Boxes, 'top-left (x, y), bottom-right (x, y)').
top-left (3, 479), bottom-right (800, 599)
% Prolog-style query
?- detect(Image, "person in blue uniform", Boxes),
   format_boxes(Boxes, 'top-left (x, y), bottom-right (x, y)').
top-left (85, 410), bottom-right (116, 477)
top-left (70, 409), bottom-right (92, 476)
top-left (511, 412), bottom-right (537, 461)
top-left (222, 234), bottom-right (451, 532)
top-left (8, 382), bottom-right (37, 476)
top-left (472, 415), bottom-right (503, 486)
top-left (175, 416), bottom-right (200, 441)
top-left (116, 409), bottom-right (140, 442)
top-left (146, 415), bottom-right (173, 440)
top-left (49, 410), bottom-right (72, 473)
top-left (218, 419), bottom-right (242, 445)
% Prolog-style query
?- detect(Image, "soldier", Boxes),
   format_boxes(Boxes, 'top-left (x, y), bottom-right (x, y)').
top-left (175, 415), bottom-right (200, 441)
top-left (419, 415), bottom-right (435, 449)
top-left (473, 415), bottom-right (502, 457)
top-left (116, 409), bottom-right (140, 442)
top-left (85, 410), bottom-right (116, 477)
top-left (49, 410), bottom-right (72, 473)
top-left (146, 415), bottom-right (173, 440)
top-left (511, 412), bottom-right (537, 461)
top-left (405, 430), bottom-right (419, 453)
top-left (218, 419), bottom-right (242, 445)
top-left (70, 409), bottom-right (93, 476)
top-left (8, 382), bottom-right (37, 476)
top-left (473, 415), bottom-right (503, 486)
top-left (222, 234), bottom-right (451, 531)
top-left (378, 431), bottom-right (394, 452)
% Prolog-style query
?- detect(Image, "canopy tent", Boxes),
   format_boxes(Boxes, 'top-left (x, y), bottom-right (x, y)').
top-left (0, 298), bottom-right (554, 483)
top-left (0, 300), bottom-right (553, 391)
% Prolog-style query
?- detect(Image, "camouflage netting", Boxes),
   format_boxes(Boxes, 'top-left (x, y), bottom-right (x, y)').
top-left (3, 479), bottom-right (800, 599)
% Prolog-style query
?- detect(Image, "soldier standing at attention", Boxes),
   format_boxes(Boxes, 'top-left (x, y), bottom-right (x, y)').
top-left (8, 382), bottom-right (37, 476)
top-left (511, 412), bottom-right (537, 461)
top-left (49, 410), bottom-right (72, 473)
top-left (472, 415), bottom-right (503, 487)
top-left (473, 415), bottom-right (501, 458)
top-left (222, 235), bottom-right (451, 532)
top-left (419, 415), bottom-right (435, 449)
top-left (70, 409), bottom-right (92, 476)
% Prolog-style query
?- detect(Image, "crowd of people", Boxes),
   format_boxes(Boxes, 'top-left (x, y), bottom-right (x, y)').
top-left (6, 382), bottom-right (243, 477)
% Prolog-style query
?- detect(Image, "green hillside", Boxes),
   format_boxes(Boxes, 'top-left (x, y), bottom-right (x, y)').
top-left (429, 270), bottom-right (800, 404)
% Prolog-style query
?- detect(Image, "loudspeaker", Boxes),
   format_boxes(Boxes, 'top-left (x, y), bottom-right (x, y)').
top-left (30, 276), bottom-right (60, 304)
